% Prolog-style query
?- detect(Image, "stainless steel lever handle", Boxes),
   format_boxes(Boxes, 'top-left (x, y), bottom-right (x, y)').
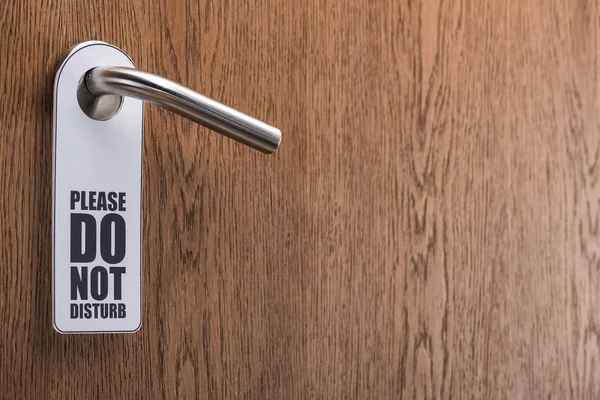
top-left (81, 66), bottom-right (281, 154)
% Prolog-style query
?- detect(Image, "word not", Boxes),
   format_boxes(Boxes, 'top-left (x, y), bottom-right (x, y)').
top-left (71, 266), bottom-right (126, 300)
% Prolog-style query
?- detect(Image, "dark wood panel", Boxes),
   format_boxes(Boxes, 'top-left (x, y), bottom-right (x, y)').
top-left (1, 0), bottom-right (600, 398)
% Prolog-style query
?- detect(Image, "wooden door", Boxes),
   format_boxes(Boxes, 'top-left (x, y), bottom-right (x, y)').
top-left (2, 0), bottom-right (600, 398)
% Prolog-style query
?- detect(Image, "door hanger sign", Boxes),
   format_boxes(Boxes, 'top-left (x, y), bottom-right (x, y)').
top-left (53, 42), bottom-right (143, 333)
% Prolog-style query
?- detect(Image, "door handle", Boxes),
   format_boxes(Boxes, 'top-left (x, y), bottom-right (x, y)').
top-left (78, 66), bottom-right (281, 154)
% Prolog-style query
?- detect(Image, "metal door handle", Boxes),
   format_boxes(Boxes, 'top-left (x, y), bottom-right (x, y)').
top-left (78, 66), bottom-right (281, 154)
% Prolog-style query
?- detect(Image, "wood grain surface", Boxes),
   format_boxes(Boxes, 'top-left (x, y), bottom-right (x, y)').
top-left (1, 0), bottom-right (600, 398)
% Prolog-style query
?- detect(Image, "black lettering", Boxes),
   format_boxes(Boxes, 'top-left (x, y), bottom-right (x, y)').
top-left (97, 192), bottom-right (107, 210)
top-left (89, 191), bottom-right (97, 210)
top-left (109, 267), bottom-right (126, 300)
top-left (108, 192), bottom-right (118, 211)
top-left (70, 191), bottom-right (81, 210)
top-left (70, 213), bottom-right (96, 262)
top-left (71, 302), bottom-right (127, 319)
top-left (70, 266), bottom-right (88, 300)
top-left (81, 191), bottom-right (88, 210)
top-left (119, 192), bottom-right (126, 211)
top-left (90, 266), bottom-right (108, 300)
top-left (100, 213), bottom-right (126, 264)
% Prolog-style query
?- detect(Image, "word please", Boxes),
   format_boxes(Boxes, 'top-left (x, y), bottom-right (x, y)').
top-left (71, 190), bottom-right (126, 211)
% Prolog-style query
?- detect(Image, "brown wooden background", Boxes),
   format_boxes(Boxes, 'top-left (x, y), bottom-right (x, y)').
top-left (2, 0), bottom-right (600, 398)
